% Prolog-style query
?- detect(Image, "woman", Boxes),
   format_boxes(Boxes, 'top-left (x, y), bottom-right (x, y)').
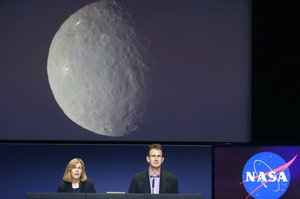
top-left (57, 158), bottom-right (96, 193)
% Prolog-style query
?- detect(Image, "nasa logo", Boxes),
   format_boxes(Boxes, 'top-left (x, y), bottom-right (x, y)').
top-left (240, 152), bottom-right (297, 199)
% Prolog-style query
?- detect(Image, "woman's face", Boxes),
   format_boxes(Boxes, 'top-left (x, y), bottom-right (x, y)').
top-left (71, 162), bottom-right (83, 180)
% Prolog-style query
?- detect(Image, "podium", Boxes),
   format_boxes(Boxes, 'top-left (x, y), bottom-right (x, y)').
top-left (26, 193), bottom-right (204, 199)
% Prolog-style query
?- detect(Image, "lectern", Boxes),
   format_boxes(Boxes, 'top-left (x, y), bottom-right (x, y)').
top-left (26, 193), bottom-right (205, 199)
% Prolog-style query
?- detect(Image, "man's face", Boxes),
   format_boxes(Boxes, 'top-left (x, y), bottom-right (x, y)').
top-left (146, 148), bottom-right (164, 169)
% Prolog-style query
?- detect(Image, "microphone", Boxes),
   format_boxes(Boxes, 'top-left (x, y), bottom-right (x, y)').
top-left (152, 178), bottom-right (155, 189)
top-left (152, 178), bottom-right (155, 194)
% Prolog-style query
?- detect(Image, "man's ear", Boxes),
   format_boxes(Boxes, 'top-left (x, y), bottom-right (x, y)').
top-left (146, 156), bottom-right (150, 163)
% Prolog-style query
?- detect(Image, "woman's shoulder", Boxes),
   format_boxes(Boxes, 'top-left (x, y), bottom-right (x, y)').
top-left (57, 181), bottom-right (71, 193)
top-left (83, 179), bottom-right (94, 185)
top-left (81, 179), bottom-right (96, 193)
top-left (58, 180), bottom-right (71, 188)
top-left (58, 180), bottom-right (70, 186)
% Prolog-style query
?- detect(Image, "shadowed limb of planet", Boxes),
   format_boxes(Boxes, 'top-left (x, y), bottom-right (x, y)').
top-left (47, 0), bottom-right (154, 137)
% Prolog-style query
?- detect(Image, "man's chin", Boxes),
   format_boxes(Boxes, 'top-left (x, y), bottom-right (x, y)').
top-left (151, 165), bottom-right (161, 169)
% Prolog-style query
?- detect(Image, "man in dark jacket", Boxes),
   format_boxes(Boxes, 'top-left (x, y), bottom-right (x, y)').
top-left (128, 144), bottom-right (179, 194)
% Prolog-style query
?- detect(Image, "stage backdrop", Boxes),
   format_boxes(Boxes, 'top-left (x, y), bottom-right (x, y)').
top-left (0, 143), bottom-right (212, 199)
top-left (0, 0), bottom-right (251, 142)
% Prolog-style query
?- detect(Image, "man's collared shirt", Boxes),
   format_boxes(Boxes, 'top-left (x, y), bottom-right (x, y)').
top-left (149, 170), bottom-right (160, 194)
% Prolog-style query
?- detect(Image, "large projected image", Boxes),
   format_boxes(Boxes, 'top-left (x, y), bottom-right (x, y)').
top-left (214, 145), bottom-right (300, 199)
top-left (0, 0), bottom-right (251, 142)
top-left (0, 143), bottom-right (212, 199)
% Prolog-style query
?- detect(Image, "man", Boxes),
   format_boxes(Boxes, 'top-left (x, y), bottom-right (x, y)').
top-left (128, 143), bottom-right (179, 194)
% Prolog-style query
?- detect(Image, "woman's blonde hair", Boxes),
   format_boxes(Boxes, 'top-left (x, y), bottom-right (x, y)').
top-left (62, 158), bottom-right (88, 182)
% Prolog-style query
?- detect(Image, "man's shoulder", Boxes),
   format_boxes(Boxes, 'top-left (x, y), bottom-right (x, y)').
top-left (133, 170), bottom-right (148, 178)
top-left (161, 170), bottom-right (177, 179)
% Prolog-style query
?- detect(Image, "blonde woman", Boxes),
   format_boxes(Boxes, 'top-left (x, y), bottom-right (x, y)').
top-left (57, 158), bottom-right (96, 193)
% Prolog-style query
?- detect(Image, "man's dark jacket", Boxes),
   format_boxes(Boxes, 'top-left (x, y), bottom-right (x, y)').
top-left (128, 169), bottom-right (179, 193)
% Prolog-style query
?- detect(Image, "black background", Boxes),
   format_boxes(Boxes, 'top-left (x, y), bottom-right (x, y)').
top-left (252, 1), bottom-right (300, 143)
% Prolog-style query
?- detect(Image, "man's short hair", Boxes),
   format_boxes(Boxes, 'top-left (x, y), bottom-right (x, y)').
top-left (148, 143), bottom-right (164, 157)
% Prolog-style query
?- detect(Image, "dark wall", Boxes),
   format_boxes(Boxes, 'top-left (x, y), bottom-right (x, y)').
top-left (252, 1), bottom-right (300, 143)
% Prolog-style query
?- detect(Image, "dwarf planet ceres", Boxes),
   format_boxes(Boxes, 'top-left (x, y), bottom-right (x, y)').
top-left (47, 0), bottom-right (153, 136)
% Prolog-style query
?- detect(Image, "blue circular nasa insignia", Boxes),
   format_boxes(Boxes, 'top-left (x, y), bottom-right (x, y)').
top-left (242, 152), bottom-right (290, 199)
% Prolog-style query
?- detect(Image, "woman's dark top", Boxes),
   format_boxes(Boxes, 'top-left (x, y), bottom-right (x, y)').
top-left (57, 179), bottom-right (96, 193)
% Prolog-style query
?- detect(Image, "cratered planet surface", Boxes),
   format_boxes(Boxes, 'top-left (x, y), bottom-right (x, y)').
top-left (47, 0), bottom-right (153, 137)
